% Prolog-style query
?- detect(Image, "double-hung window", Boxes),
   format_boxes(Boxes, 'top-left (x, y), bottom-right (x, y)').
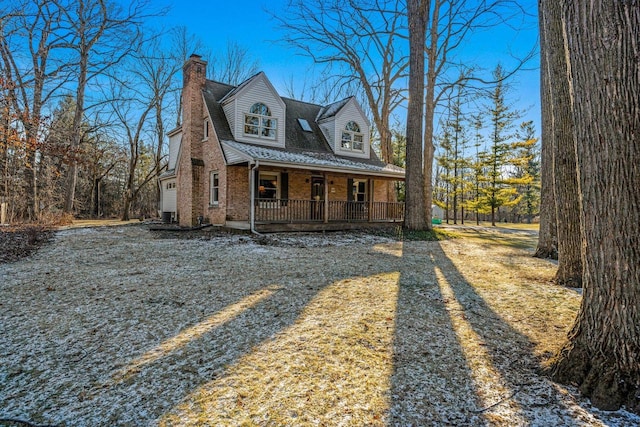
top-left (210, 171), bottom-right (219, 206)
top-left (244, 103), bottom-right (277, 139)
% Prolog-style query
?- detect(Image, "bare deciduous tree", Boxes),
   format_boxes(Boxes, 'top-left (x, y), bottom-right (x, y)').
top-left (103, 33), bottom-right (181, 221)
top-left (59, 0), bottom-right (151, 214)
top-left (106, 80), bottom-right (159, 221)
top-left (404, 0), bottom-right (427, 229)
top-left (169, 26), bottom-right (209, 128)
top-left (208, 40), bottom-right (260, 86)
top-left (534, 3), bottom-right (557, 259)
top-left (420, 0), bottom-right (535, 228)
top-left (0, 0), bottom-right (70, 220)
top-left (276, 0), bottom-right (408, 164)
top-left (539, 0), bottom-right (581, 286)
top-left (549, 0), bottom-right (640, 413)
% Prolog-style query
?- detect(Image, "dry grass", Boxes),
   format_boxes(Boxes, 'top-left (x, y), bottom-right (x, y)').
top-left (1, 224), bottom-right (637, 426)
top-left (436, 227), bottom-right (577, 368)
top-left (63, 219), bottom-right (142, 229)
top-left (161, 273), bottom-right (400, 426)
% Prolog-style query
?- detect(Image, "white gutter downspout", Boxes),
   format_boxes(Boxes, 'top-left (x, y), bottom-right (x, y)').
top-left (249, 160), bottom-right (260, 234)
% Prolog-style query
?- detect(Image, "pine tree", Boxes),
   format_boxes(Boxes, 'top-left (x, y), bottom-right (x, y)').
top-left (467, 113), bottom-right (488, 225)
top-left (435, 121), bottom-right (453, 222)
top-left (478, 65), bottom-right (525, 226)
top-left (448, 88), bottom-right (469, 225)
top-left (511, 121), bottom-right (540, 223)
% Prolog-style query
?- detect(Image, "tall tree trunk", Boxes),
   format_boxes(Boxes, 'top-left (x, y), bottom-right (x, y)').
top-left (24, 150), bottom-right (38, 221)
top-left (534, 1), bottom-right (558, 259)
top-left (404, 0), bottom-right (427, 230)
top-left (63, 1), bottom-right (92, 214)
top-left (121, 189), bottom-right (132, 221)
top-left (421, 0), bottom-right (440, 231)
top-left (542, 0), bottom-right (582, 286)
top-left (550, 0), bottom-right (640, 413)
top-left (155, 99), bottom-right (165, 217)
top-left (23, 121), bottom-right (39, 221)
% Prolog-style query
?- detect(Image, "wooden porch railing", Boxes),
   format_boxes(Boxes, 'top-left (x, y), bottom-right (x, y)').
top-left (255, 199), bottom-right (404, 223)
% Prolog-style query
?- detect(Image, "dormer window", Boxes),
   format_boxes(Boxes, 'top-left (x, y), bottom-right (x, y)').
top-left (244, 103), bottom-right (277, 139)
top-left (341, 121), bottom-right (364, 152)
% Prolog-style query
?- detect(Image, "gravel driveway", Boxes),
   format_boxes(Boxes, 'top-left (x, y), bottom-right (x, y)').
top-left (1, 225), bottom-right (637, 426)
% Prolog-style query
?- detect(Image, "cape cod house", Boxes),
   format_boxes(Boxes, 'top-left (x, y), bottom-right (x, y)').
top-left (159, 54), bottom-right (405, 232)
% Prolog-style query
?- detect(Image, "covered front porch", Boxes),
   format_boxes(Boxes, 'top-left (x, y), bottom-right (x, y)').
top-left (250, 199), bottom-right (404, 232)
top-left (246, 167), bottom-right (404, 232)
top-left (220, 140), bottom-right (405, 232)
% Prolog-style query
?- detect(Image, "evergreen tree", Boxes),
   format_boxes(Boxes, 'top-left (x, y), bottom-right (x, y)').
top-left (434, 123), bottom-right (453, 222)
top-left (477, 65), bottom-right (525, 226)
top-left (511, 121), bottom-right (540, 223)
top-left (435, 92), bottom-right (470, 225)
top-left (466, 113), bottom-right (488, 225)
top-left (447, 88), bottom-right (469, 224)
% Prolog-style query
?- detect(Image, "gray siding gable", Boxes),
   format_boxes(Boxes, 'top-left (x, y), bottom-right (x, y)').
top-left (202, 77), bottom-right (394, 170)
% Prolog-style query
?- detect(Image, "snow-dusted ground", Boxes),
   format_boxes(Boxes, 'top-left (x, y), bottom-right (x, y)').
top-left (0, 224), bottom-right (638, 426)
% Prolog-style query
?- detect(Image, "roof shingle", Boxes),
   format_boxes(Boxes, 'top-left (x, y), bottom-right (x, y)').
top-left (202, 79), bottom-right (404, 179)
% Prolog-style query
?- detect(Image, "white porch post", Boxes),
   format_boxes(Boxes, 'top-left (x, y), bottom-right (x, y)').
top-left (249, 161), bottom-right (259, 232)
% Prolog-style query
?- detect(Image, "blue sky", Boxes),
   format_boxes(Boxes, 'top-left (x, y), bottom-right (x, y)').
top-left (154, 0), bottom-right (540, 139)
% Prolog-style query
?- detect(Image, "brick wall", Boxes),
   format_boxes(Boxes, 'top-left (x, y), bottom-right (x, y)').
top-left (202, 104), bottom-right (228, 225)
top-left (175, 53), bottom-right (402, 227)
top-left (259, 171), bottom-right (397, 203)
top-left (226, 166), bottom-right (249, 221)
top-left (177, 54), bottom-right (207, 227)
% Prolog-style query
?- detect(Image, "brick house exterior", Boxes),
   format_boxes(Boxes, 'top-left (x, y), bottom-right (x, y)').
top-left (159, 55), bottom-right (405, 231)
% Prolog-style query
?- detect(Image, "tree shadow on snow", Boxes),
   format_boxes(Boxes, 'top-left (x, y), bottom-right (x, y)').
top-left (389, 241), bottom-right (585, 426)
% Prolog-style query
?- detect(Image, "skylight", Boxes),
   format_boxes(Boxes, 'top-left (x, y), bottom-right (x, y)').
top-left (298, 118), bottom-right (313, 132)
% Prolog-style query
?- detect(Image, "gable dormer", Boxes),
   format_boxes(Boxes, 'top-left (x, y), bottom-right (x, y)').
top-left (317, 97), bottom-right (371, 159)
top-left (220, 72), bottom-right (286, 148)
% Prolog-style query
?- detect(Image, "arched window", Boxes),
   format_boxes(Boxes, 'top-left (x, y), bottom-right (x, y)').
top-left (244, 103), bottom-right (277, 139)
top-left (341, 121), bottom-right (364, 152)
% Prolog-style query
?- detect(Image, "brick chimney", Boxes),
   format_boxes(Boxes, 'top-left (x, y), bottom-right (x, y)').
top-left (177, 54), bottom-right (207, 227)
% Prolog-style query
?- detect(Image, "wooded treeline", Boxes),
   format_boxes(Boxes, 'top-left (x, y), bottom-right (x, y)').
top-left (432, 68), bottom-right (539, 226)
top-left (0, 0), bottom-right (261, 223)
top-left (0, 0), bottom-right (175, 222)
top-left (1, 0), bottom-right (538, 225)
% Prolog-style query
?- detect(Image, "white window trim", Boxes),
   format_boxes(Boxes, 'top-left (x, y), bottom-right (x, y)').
top-left (209, 171), bottom-right (219, 207)
top-left (340, 122), bottom-right (364, 153)
top-left (244, 103), bottom-right (277, 140)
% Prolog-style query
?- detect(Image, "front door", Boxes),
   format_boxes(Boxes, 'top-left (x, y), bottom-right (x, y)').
top-left (311, 176), bottom-right (324, 220)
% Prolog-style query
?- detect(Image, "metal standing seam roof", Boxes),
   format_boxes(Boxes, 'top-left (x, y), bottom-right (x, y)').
top-left (221, 140), bottom-right (405, 178)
